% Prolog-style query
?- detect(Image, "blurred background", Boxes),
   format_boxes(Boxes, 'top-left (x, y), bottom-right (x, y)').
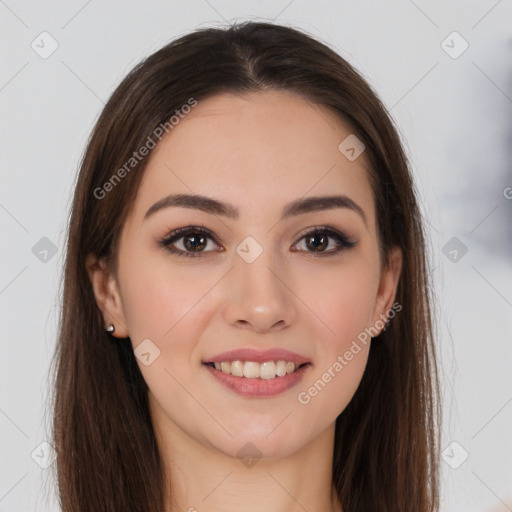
top-left (0, 1), bottom-right (511, 510)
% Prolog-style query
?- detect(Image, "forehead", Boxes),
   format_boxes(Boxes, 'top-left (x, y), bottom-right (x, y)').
top-left (128, 90), bottom-right (375, 228)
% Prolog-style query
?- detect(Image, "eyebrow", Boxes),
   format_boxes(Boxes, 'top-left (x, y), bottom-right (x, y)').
top-left (144, 193), bottom-right (367, 225)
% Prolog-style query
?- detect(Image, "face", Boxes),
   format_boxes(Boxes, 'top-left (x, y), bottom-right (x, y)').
top-left (88, 90), bottom-right (402, 461)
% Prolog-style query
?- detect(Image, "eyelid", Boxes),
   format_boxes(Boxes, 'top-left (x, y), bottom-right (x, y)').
top-left (294, 225), bottom-right (355, 245)
top-left (160, 225), bottom-right (216, 243)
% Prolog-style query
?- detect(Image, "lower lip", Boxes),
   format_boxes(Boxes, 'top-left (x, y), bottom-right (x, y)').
top-left (203, 363), bottom-right (311, 398)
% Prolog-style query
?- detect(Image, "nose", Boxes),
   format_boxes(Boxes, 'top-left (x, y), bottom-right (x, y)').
top-left (222, 248), bottom-right (298, 334)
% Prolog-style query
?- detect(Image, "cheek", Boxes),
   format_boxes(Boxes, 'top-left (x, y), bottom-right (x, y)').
top-left (293, 260), bottom-right (376, 414)
top-left (117, 250), bottom-right (222, 401)
top-left (298, 258), bottom-right (378, 347)
top-left (118, 251), bottom-right (213, 343)
top-left (117, 254), bottom-right (214, 411)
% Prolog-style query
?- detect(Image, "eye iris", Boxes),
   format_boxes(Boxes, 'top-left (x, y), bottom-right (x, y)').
top-left (184, 234), bottom-right (207, 251)
top-left (306, 233), bottom-right (328, 251)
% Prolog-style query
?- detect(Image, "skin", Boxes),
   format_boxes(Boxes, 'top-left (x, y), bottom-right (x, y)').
top-left (87, 90), bottom-right (402, 512)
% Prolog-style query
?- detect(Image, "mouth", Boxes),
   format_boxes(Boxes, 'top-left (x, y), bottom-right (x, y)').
top-left (202, 360), bottom-right (312, 398)
top-left (202, 360), bottom-right (312, 380)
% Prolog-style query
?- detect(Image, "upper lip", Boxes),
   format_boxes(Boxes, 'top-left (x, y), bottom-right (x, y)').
top-left (203, 348), bottom-right (311, 365)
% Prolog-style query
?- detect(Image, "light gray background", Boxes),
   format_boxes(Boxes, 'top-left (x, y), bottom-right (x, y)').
top-left (1, 1), bottom-right (511, 511)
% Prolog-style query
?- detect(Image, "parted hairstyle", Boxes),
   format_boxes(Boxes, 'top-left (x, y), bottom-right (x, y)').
top-left (49, 20), bottom-right (441, 512)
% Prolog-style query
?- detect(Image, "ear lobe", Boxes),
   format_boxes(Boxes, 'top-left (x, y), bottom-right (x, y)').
top-left (85, 253), bottom-right (129, 338)
top-left (371, 246), bottom-right (403, 332)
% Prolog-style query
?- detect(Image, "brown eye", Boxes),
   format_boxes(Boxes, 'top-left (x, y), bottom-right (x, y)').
top-left (182, 233), bottom-right (207, 252)
top-left (292, 226), bottom-right (356, 255)
top-left (304, 232), bottom-right (329, 251)
top-left (157, 226), bottom-right (221, 258)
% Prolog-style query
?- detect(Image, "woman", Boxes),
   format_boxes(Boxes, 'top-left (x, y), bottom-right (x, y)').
top-left (50, 21), bottom-right (441, 512)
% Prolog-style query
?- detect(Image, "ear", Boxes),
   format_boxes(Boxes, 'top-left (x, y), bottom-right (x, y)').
top-left (85, 253), bottom-right (129, 338)
top-left (370, 245), bottom-right (403, 334)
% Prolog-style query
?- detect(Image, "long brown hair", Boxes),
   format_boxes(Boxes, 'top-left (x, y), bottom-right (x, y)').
top-left (49, 21), bottom-right (441, 511)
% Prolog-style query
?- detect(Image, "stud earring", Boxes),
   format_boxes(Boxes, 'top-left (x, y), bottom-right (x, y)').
top-left (106, 324), bottom-right (115, 334)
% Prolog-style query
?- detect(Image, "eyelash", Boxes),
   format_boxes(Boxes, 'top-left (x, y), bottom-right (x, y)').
top-left (156, 225), bottom-right (357, 259)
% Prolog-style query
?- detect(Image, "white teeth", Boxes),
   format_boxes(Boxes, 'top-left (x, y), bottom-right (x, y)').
top-left (230, 360), bottom-right (244, 377)
top-left (243, 361), bottom-right (260, 379)
top-left (209, 360), bottom-right (301, 379)
top-left (276, 360), bottom-right (287, 377)
top-left (259, 361), bottom-right (276, 380)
